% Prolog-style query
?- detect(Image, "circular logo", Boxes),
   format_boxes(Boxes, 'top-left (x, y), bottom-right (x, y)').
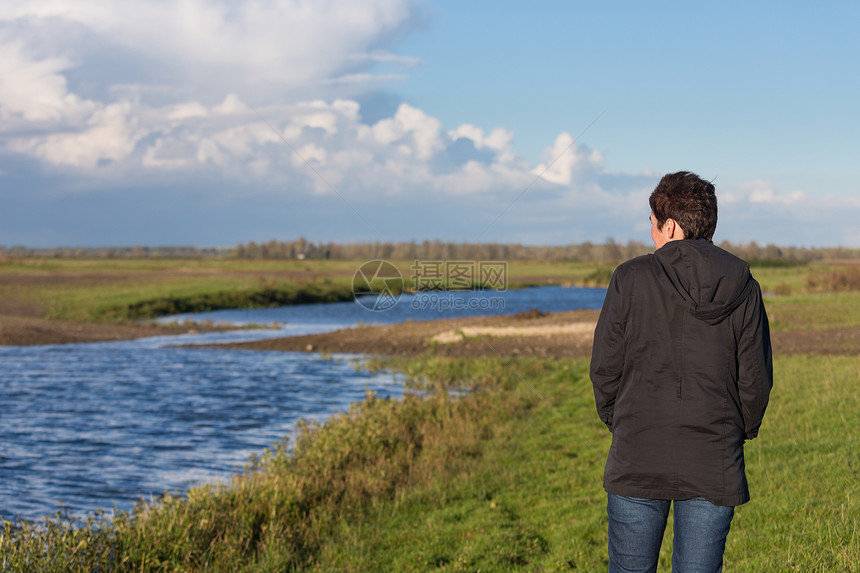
top-left (352, 260), bottom-right (404, 312)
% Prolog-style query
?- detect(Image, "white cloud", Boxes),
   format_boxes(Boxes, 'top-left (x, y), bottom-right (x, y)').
top-left (532, 132), bottom-right (604, 185)
top-left (0, 0), bottom-right (549, 193)
top-left (347, 49), bottom-right (422, 67)
top-left (448, 124), bottom-right (514, 151)
top-left (167, 102), bottom-right (209, 121)
top-left (0, 66), bottom-right (633, 213)
top-left (292, 109), bottom-right (340, 135)
top-left (9, 101), bottom-right (146, 168)
top-left (714, 178), bottom-right (860, 246)
top-left (0, 0), bottom-right (417, 97)
top-left (293, 143), bottom-right (327, 167)
top-left (724, 178), bottom-right (807, 205)
top-left (323, 73), bottom-right (408, 85)
top-left (0, 0), bottom-right (420, 170)
top-left (0, 37), bottom-right (93, 122)
top-left (370, 103), bottom-right (442, 159)
top-left (213, 94), bottom-right (247, 116)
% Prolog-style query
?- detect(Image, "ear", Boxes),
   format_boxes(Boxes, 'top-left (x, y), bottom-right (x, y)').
top-left (664, 218), bottom-right (685, 240)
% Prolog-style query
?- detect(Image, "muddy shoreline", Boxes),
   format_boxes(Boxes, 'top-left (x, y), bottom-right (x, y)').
top-left (0, 315), bottom-right (222, 346)
top-left (2, 310), bottom-right (857, 357)
top-left (198, 309), bottom-right (602, 359)
top-left (197, 311), bottom-right (860, 358)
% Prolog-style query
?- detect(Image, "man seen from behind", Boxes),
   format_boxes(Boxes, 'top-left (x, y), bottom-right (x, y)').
top-left (590, 171), bottom-right (773, 572)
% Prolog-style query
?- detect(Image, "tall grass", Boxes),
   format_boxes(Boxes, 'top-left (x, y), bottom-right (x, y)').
top-left (807, 266), bottom-right (860, 292)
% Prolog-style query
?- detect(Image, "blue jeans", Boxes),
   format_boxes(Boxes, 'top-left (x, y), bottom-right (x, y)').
top-left (607, 494), bottom-right (734, 573)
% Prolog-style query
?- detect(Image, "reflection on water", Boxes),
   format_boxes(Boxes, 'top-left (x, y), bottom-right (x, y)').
top-left (0, 286), bottom-right (606, 523)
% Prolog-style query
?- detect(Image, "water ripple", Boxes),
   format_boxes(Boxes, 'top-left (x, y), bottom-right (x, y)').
top-left (0, 344), bottom-right (403, 522)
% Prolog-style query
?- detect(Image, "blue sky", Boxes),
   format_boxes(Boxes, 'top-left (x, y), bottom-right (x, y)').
top-left (1, 0), bottom-right (858, 248)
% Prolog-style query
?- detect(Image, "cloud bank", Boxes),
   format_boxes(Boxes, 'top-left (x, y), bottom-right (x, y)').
top-left (1, 1), bottom-right (858, 247)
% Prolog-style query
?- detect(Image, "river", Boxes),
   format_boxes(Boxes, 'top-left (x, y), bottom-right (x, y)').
top-left (0, 286), bottom-right (605, 523)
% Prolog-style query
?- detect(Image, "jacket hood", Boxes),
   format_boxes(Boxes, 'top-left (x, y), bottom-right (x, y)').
top-left (652, 239), bottom-right (755, 325)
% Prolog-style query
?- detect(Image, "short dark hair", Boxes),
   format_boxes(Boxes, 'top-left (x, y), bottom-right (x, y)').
top-left (649, 171), bottom-right (718, 241)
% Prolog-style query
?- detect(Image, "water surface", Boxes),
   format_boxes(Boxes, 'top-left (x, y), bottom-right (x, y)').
top-left (1, 286), bottom-right (606, 522)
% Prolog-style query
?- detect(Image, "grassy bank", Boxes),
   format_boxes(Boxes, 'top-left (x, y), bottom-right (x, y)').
top-left (96, 280), bottom-right (356, 321)
top-left (0, 258), bottom-right (360, 322)
top-left (0, 258), bottom-right (613, 323)
top-left (2, 352), bottom-right (857, 571)
top-left (0, 256), bottom-right (836, 324)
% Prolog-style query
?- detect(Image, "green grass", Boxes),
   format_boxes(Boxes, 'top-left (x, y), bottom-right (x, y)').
top-left (0, 259), bottom-right (362, 322)
top-left (6, 256), bottom-right (852, 324)
top-left (728, 354), bottom-right (859, 571)
top-left (0, 259), bottom-right (614, 323)
top-left (312, 357), bottom-right (610, 572)
top-left (746, 264), bottom-right (860, 333)
top-left (308, 354), bottom-right (859, 572)
top-left (95, 280), bottom-right (357, 321)
top-left (2, 259), bottom-right (858, 571)
top-left (764, 290), bottom-right (860, 331)
top-left (3, 353), bottom-right (857, 572)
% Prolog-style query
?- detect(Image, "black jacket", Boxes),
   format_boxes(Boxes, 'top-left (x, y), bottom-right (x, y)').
top-left (590, 239), bottom-right (773, 506)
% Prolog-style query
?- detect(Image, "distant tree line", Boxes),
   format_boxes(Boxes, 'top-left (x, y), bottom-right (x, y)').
top-left (227, 238), bottom-right (860, 264)
top-left (233, 238), bottom-right (655, 262)
top-left (3, 239), bottom-right (860, 264)
top-left (0, 245), bottom-right (232, 260)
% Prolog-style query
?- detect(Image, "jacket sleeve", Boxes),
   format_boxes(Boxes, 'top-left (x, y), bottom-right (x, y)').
top-left (736, 281), bottom-right (773, 440)
top-left (590, 267), bottom-right (628, 432)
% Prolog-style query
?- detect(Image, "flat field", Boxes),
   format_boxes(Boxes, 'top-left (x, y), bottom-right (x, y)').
top-left (0, 258), bottom-right (615, 345)
top-left (1, 259), bottom-right (857, 571)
